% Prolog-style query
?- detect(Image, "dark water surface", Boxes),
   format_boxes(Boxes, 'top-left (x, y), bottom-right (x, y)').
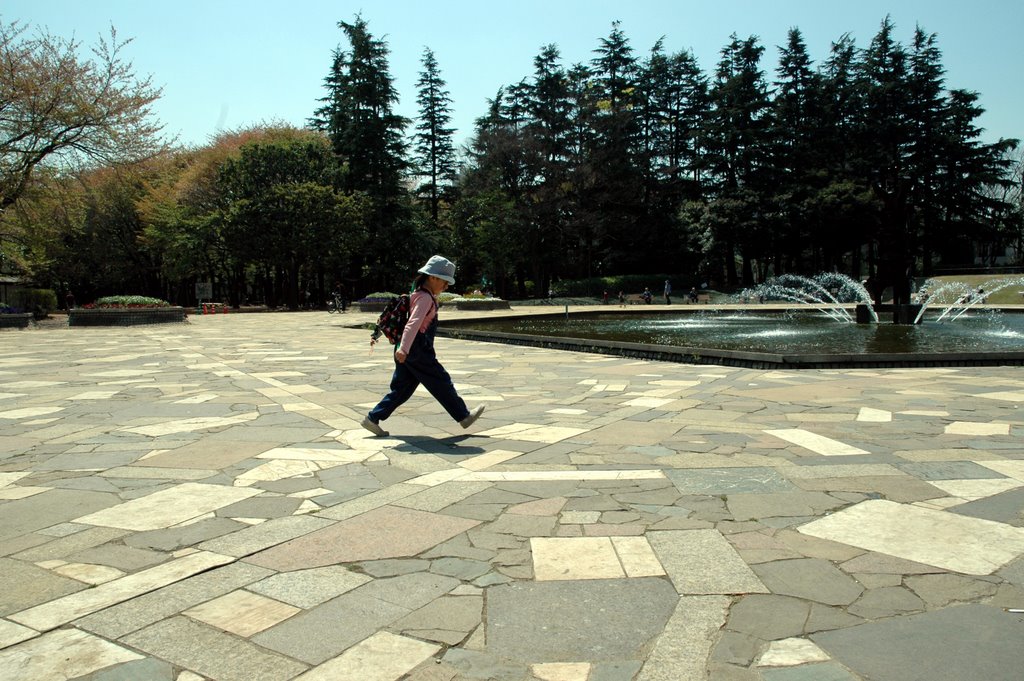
top-left (458, 310), bottom-right (1024, 355)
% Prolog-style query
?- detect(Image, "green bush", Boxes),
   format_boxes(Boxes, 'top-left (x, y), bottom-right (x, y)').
top-left (15, 288), bottom-right (58, 313)
top-left (357, 292), bottom-right (399, 303)
top-left (91, 295), bottom-right (170, 308)
top-left (551, 275), bottom-right (675, 297)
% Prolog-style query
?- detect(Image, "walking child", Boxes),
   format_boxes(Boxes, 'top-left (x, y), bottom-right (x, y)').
top-left (362, 255), bottom-right (486, 436)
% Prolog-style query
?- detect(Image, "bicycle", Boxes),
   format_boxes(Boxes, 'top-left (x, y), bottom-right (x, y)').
top-left (327, 294), bottom-right (346, 313)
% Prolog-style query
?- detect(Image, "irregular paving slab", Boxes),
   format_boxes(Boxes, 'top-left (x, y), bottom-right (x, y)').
top-left (391, 594), bottom-right (483, 645)
top-left (247, 565), bottom-right (371, 608)
top-left (293, 631), bottom-right (440, 680)
top-left (944, 421), bottom-right (1010, 436)
top-left (118, 412), bottom-right (258, 436)
top-left (756, 637), bottom-right (831, 667)
top-left (486, 578), bottom-right (678, 663)
top-left (726, 491), bottom-right (847, 521)
top-left (183, 589), bottom-right (300, 637)
top-left (251, 587), bottom-right (420, 664)
top-left (0, 489), bottom-right (118, 542)
top-left (532, 537), bottom-right (624, 580)
top-left (0, 628), bottom-right (142, 680)
top-left (0, 557), bottom-right (86, 615)
top-left (197, 515), bottom-right (334, 558)
top-left (531, 536), bottom-right (665, 580)
top-left (532, 662), bottom-right (592, 681)
top-left (475, 423), bottom-right (590, 443)
top-left (635, 595), bottom-right (731, 681)
top-left (75, 563), bottom-right (273, 640)
top-left (760, 661), bottom-right (861, 680)
top-left (946, 486), bottom-right (1024, 526)
top-left (0, 618), bottom-right (37, 649)
top-left (648, 530), bottom-right (768, 595)
top-left (799, 499), bottom-right (1024, 575)
top-left (764, 429), bottom-right (870, 456)
top-left (665, 467), bottom-right (797, 495)
top-left (9, 551), bottom-right (233, 631)
top-left (121, 616), bottom-right (307, 681)
top-left (248, 506), bottom-right (480, 570)
top-left (74, 483), bottom-right (261, 531)
top-left (812, 604), bottom-right (1024, 681)
top-left (753, 559), bottom-right (864, 606)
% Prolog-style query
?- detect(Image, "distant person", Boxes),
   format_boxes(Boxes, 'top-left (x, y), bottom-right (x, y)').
top-left (65, 291), bottom-right (75, 310)
top-left (688, 287), bottom-right (698, 304)
top-left (362, 255), bottom-right (485, 437)
top-left (603, 290), bottom-right (609, 304)
top-left (642, 287), bottom-right (652, 304)
top-left (618, 291), bottom-right (626, 307)
top-left (663, 280), bottom-right (672, 304)
top-left (333, 281), bottom-right (348, 312)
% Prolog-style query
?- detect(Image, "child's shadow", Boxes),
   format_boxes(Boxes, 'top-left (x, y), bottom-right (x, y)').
top-left (392, 434), bottom-right (487, 457)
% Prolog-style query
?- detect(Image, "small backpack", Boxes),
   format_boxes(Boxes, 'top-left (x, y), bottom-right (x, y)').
top-left (370, 294), bottom-right (411, 346)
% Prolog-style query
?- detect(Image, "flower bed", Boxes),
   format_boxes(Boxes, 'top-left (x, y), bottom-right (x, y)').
top-left (70, 296), bottom-right (186, 326)
top-left (357, 293), bottom-right (398, 313)
top-left (454, 299), bottom-right (511, 311)
top-left (69, 307), bottom-right (187, 326)
top-left (0, 313), bottom-right (33, 329)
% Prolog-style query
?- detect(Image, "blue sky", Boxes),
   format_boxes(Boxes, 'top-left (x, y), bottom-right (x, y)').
top-left (5, 1), bottom-right (1022, 149)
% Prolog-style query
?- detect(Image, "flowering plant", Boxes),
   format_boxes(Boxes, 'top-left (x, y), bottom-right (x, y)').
top-left (356, 292), bottom-right (399, 303)
top-left (85, 295), bottom-right (171, 309)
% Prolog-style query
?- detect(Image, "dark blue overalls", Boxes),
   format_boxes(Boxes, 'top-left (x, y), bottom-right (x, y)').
top-left (367, 304), bottom-right (470, 425)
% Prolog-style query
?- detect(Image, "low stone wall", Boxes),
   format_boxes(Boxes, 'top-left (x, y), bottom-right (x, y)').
top-left (454, 300), bottom-right (511, 311)
top-left (438, 326), bottom-right (1024, 369)
top-left (0, 313), bottom-right (33, 329)
top-left (68, 307), bottom-right (188, 326)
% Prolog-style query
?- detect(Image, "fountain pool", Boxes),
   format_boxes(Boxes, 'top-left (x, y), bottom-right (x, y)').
top-left (441, 274), bottom-right (1024, 368)
top-left (441, 307), bottom-right (1024, 369)
top-left (452, 310), bottom-right (1024, 354)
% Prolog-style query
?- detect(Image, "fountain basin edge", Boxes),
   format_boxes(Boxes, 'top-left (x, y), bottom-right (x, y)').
top-left (438, 325), bottom-right (1024, 369)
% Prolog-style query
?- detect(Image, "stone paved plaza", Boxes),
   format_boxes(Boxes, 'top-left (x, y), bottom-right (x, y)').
top-left (1, 308), bottom-right (1023, 680)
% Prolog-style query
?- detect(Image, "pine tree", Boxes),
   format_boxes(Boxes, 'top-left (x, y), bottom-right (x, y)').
top-left (905, 26), bottom-right (949, 273)
top-left (311, 15), bottom-right (412, 289)
top-left (524, 44), bottom-right (573, 292)
top-left (412, 48), bottom-right (458, 233)
top-left (704, 34), bottom-right (773, 286)
top-left (857, 16), bottom-right (915, 304)
top-left (587, 21), bottom-right (644, 272)
top-left (772, 28), bottom-right (825, 272)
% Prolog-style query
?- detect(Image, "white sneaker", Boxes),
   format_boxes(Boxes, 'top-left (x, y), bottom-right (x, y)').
top-left (460, 405), bottom-right (485, 429)
top-left (361, 416), bottom-right (389, 437)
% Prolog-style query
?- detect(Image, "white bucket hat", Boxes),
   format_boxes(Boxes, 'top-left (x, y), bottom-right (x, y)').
top-left (417, 255), bottom-right (456, 285)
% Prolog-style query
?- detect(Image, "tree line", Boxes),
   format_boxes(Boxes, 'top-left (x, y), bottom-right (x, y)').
top-left (2, 15), bottom-right (1021, 308)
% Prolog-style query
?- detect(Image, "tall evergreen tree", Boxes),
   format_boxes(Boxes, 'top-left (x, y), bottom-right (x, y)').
top-left (771, 27), bottom-right (824, 272)
top-left (524, 44), bottom-right (573, 292)
top-left (412, 47), bottom-right (458, 234)
top-left (704, 34), bottom-right (773, 286)
top-left (905, 26), bottom-right (949, 273)
top-left (311, 15), bottom-right (413, 290)
top-left (933, 89), bottom-right (1019, 266)
top-left (815, 33), bottom-right (877, 279)
top-left (587, 21), bottom-right (644, 272)
top-left (634, 41), bottom-right (707, 273)
top-left (857, 16), bottom-right (916, 304)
